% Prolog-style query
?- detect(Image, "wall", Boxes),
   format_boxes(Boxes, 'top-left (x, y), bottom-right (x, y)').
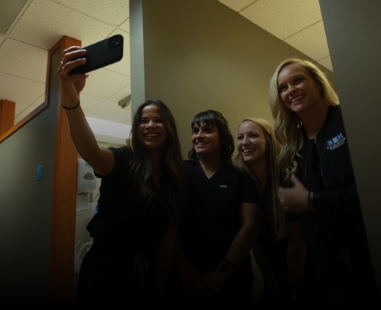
top-left (0, 48), bottom-right (60, 305)
top-left (131, 0), bottom-right (336, 159)
top-left (319, 0), bottom-right (381, 299)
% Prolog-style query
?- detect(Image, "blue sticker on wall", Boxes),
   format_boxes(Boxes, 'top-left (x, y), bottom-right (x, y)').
top-left (37, 163), bottom-right (43, 184)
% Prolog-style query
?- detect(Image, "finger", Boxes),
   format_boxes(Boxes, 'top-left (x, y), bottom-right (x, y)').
top-left (59, 58), bottom-right (87, 77)
top-left (66, 59), bottom-right (87, 76)
top-left (61, 49), bottom-right (87, 68)
top-left (62, 46), bottom-right (82, 53)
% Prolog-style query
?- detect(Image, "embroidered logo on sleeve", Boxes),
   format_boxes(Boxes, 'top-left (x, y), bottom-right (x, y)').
top-left (326, 133), bottom-right (346, 150)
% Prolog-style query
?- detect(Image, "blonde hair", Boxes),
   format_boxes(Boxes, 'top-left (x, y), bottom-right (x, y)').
top-left (268, 58), bottom-right (339, 183)
top-left (234, 118), bottom-right (287, 239)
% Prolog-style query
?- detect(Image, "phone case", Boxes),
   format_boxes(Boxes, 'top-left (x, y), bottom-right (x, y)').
top-left (69, 34), bottom-right (124, 75)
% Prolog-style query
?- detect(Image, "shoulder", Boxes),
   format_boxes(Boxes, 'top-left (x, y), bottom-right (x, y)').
top-left (184, 159), bottom-right (199, 170)
top-left (109, 145), bottom-right (134, 160)
top-left (235, 167), bottom-right (253, 183)
top-left (106, 145), bottom-right (135, 174)
top-left (224, 166), bottom-right (256, 191)
top-left (326, 105), bottom-right (343, 124)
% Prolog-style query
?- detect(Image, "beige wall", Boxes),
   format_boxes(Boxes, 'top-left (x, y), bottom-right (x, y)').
top-left (131, 0), bottom-right (335, 159)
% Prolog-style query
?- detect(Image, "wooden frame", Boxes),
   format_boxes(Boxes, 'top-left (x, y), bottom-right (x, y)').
top-left (48, 35), bottom-right (81, 306)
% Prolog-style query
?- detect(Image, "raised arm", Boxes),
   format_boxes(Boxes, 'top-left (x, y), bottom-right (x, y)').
top-left (58, 46), bottom-right (114, 175)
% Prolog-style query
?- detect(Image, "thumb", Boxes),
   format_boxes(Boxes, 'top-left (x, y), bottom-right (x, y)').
top-left (290, 174), bottom-right (300, 186)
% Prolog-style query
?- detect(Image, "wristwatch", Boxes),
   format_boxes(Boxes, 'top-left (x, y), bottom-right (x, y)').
top-left (216, 261), bottom-right (230, 274)
top-left (311, 192), bottom-right (324, 211)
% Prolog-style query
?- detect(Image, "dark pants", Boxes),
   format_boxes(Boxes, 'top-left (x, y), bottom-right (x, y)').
top-left (76, 245), bottom-right (155, 308)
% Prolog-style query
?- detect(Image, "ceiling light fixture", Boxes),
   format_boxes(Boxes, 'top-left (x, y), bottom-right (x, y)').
top-left (118, 94), bottom-right (131, 109)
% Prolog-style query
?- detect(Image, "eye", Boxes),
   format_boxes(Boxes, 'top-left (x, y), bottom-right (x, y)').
top-left (278, 85), bottom-right (287, 93)
top-left (251, 133), bottom-right (259, 138)
top-left (192, 128), bottom-right (199, 134)
top-left (140, 118), bottom-right (147, 123)
top-left (237, 135), bottom-right (243, 141)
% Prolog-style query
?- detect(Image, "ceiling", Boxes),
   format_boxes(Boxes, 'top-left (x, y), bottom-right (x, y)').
top-left (0, 0), bottom-right (331, 144)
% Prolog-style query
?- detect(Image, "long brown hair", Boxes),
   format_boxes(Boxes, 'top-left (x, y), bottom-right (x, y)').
top-left (128, 99), bottom-right (185, 222)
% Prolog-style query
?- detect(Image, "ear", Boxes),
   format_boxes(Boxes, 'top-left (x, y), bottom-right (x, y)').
top-left (317, 82), bottom-right (324, 93)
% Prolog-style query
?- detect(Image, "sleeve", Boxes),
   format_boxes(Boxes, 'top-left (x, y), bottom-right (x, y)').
top-left (239, 172), bottom-right (260, 205)
top-left (319, 182), bottom-right (361, 214)
top-left (318, 108), bottom-right (362, 217)
top-left (94, 145), bottom-right (130, 179)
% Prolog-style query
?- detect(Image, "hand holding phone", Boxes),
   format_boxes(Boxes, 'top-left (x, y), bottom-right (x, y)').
top-left (69, 34), bottom-right (124, 75)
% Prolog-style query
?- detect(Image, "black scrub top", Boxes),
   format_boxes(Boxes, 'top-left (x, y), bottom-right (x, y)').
top-left (179, 160), bottom-right (259, 275)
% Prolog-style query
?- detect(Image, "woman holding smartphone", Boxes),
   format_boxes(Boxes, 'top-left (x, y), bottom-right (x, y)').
top-left (173, 110), bottom-right (260, 309)
top-left (235, 117), bottom-right (306, 307)
top-left (58, 46), bottom-right (186, 308)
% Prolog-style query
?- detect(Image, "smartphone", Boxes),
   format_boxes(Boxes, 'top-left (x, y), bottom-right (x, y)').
top-left (69, 34), bottom-right (124, 75)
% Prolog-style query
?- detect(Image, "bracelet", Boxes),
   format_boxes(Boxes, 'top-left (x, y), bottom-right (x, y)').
top-left (308, 190), bottom-right (312, 211)
top-left (222, 258), bottom-right (236, 270)
top-left (62, 101), bottom-right (80, 110)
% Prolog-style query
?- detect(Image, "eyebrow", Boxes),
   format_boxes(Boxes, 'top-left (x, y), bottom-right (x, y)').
top-left (141, 116), bottom-right (162, 119)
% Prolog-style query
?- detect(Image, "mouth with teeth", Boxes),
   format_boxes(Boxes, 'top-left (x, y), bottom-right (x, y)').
top-left (144, 133), bottom-right (159, 137)
top-left (195, 142), bottom-right (207, 146)
top-left (290, 95), bottom-right (304, 103)
top-left (242, 149), bottom-right (254, 153)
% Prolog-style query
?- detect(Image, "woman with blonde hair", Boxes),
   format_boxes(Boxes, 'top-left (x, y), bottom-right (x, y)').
top-left (235, 117), bottom-right (305, 307)
top-left (268, 57), bottom-right (378, 307)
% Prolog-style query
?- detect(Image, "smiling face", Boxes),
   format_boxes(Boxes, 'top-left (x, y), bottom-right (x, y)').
top-left (277, 63), bottom-right (324, 116)
top-left (137, 104), bottom-right (167, 152)
top-left (237, 121), bottom-right (268, 167)
top-left (191, 123), bottom-right (222, 158)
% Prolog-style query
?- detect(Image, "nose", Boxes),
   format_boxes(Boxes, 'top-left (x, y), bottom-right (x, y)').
top-left (147, 120), bottom-right (157, 127)
top-left (287, 83), bottom-right (297, 95)
top-left (194, 130), bottom-right (204, 138)
top-left (241, 136), bottom-right (249, 145)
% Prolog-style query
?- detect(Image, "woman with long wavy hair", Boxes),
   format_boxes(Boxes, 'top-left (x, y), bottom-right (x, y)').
top-left (235, 117), bottom-right (305, 307)
top-left (58, 46), bottom-right (186, 308)
top-left (268, 58), bottom-right (378, 308)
